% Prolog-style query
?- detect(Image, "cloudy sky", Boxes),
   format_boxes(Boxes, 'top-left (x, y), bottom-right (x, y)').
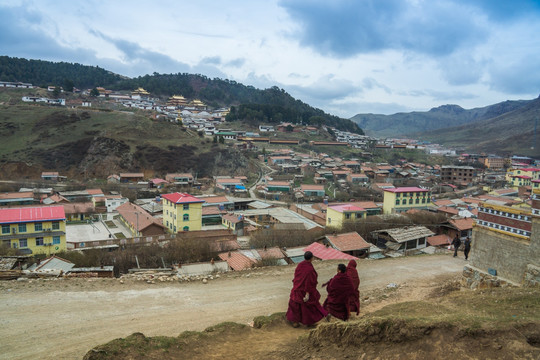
top-left (1, 0), bottom-right (539, 117)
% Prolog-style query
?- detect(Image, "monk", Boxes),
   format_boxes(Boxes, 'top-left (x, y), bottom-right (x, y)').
top-left (323, 263), bottom-right (355, 321)
top-left (346, 259), bottom-right (360, 315)
top-left (286, 251), bottom-right (328, 327)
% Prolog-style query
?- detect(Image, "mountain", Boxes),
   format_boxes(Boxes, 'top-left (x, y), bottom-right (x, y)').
top-left (350, 100), bottom-right (531, 137)
top-left (0, 56), bottom-right (362, 134)
top-left (415, 97), bottom-right (540, 157)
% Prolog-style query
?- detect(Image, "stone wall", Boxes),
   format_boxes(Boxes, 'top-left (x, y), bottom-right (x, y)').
top-left (461, 265), bottom-right (515, 289)
top-left (524, 264), bottom-right (540, 287)
top-left (469, 218), bottom-right (540, 284)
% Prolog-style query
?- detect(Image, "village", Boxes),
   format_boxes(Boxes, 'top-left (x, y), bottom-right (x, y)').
top-left (0, 83), bottom-right (539, 287)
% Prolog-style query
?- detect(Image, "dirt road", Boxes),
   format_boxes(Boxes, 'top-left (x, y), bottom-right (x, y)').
top-left (0, 254), bottom-right (465, 360)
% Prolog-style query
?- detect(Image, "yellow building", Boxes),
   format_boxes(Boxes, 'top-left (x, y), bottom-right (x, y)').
top-left (506, 167), bottom-right (540, 182)
top-left (326, 204), bottom-right (366, 229)
top-left (162, 193), bottom-right (204, 232)
top-left (0, 206), bottom-right (67, 255)
top-left (533, 180), bottom-right (540, 191)
top-left (510, 175), bottom-right (532, 189)
top-left (383, 187), bottom-right (432, 214)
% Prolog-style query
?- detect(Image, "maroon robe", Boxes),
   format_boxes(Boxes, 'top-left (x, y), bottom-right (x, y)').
top-left (286, 260), bottom-right (328, 325)
top-left (323, 271), bottom-right (355, 320)
top-left (346, 259), bottom-right (360, 315)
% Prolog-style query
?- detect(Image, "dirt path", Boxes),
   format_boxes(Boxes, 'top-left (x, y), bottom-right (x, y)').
top-left (0, 254), bottom-right (466, 360)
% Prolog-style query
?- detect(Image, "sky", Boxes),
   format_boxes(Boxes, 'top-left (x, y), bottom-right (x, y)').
top-left (1, 0), bottom-right (539, 117)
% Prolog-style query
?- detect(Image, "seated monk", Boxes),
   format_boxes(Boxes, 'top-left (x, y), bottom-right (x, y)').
top-left (323, 263), bottom-right (355, 321)
top-left (286, 251), bottom-right (328, 327)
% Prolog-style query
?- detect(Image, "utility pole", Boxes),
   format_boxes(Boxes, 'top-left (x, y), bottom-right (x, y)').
top-left (135, 212), bottom-right (139, 237)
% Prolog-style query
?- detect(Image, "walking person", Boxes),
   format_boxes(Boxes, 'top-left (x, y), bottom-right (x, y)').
top-left (464, 237), bottom-right (471, 260)
top-left (451, 236), bottom-right (462, 258)
top-left (286, 251), bottom-right (328, 327)
top-left (346, 259), bottom-right (360, 316)
top-left (322, 264), bottom-right (355, 321)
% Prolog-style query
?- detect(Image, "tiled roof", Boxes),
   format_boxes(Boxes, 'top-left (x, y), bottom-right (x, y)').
top-left (116, 202), bottom-right (164, 231)
top-left (0, 206), bottom-right (65, 223)
top-left (201, 195), bottom-right (230, 204)
top-left (267, 181), bottom-right (291, 186)
top-left (119, 173), bottom-right (144, 177)
top-left (437, 206), bottom-right (460, 215)
top-left (202, 205), bottom-right (225, 216)
top-left (257, 246), bottom-right (285, 259)
top-left (62, 202), bottom-right (95, 215)
top-left (449, 218), bottom-right (474, 231)
top-left (301, 184), bottom-right (324, 191)
top-left (222, 213), bottom-right (243, 224)
top-left (0, 192), bottom-right (34, 200)
top-left (326, 232), bottom-right (370, 251)
top-left (427, 234), bottom-right (452, 246)
top-left (218, 251), bottom-right (255, 271)
top-left (86, 189), bottom-right (104, 196)
top-left (162, 192), bottom-right (204, 204)
top-left (303, 242), bottom-right (358, 260)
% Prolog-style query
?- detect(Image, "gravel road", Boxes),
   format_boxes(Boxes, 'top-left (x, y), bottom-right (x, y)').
top-left (0, 254), bottom-right (465, 360)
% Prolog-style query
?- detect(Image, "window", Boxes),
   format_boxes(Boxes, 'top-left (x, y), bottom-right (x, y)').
top-left (35, 222), bottom-right (42, 231)
top-left (183, 226), bottom-right (189, 231)
top-left (396, 199), bottom-right (400, 205)
top-left (18, 223), bottom-right (26, 233)
top-left (345, 213), bottom-right (351, 220)
top-left (396, 193), bottom-right (400, 198)
top-left (409, 198), bottom-right (413, 204)
top-left (19, 239), bottom-right (27, 248)
top-left (419, 238), bottom-right (425, 245)
top-left (183, 214), bottom-right (189, 221)
top-left (52, 221), bottom-right (60, 230)
top-left (415, 198), bottom-right (419, 204)
top-left (183, 204), bottom-right (189, 210)
top-left (356, 213), bottom-right (362, 219)
top-left (2, 225), bottom-right (9, 234)
top-left (422, 198), bottom-right (426, 204)
top-left (52, 236), bottom-right (60, 245)
top-left (166, 221), bottom-right (169, 227)
top-left (174, 226), bottom-right (176, 232)
top-left (328, 218), bottom-right (331, 224)
top-left (36, 237), bottom-right (44, 246)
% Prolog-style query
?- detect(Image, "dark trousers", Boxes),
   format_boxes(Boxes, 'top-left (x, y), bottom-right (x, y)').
top-left (464, 248), bottom-right (470, 260)
top-left (453, 246), bottom-right (459, 257)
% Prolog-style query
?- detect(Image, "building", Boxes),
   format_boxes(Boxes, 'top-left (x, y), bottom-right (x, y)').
top-left (162, 192), bottom-right (204, 232)
top-left (440, 166), bottom-right (476, 184)
top-left (382, 187), bottom-right (432, 214)
top-left (116, 202), bottom-right (166, 237)
top-left (119, 173), bottom-right (145, 183)
top-left (222, 213), bottom-right (244, 236)
top-left (324, 232), bottom-right (371, 257)
top-left (265, 181), bottom-right (291, 193)
top-left (300, 184), bottom-right (325, 197)
top-left (468, 190), bottom-right (539, 285)
top-left (0, 206), bottom-right (67, 255)
top-left (483, 156), bottom-right (506, 169)
top-left (0, 192), bottom-right (34, 206)
top-left (372, 226), bottom-right (434, 252)
top-left (165, 173), bottom-right (194, 185)
top-left (326, 204), bottom-right (366, 229)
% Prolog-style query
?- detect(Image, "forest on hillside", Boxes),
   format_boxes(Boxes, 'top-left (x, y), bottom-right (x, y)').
top-left (0, 56), bottom-right (362, 133)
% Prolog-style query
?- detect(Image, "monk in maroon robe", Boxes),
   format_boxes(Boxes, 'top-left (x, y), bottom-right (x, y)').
top-left (346, 259), bottom-right (360, 315)
top-left (286, 251), bottom-right (328, 327)
top-left (323, 263), bottom-right (355, 320)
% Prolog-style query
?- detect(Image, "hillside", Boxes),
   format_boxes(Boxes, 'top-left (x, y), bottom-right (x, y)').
top-left (416, 97), bottom-right (540, 156)
top-left (0, 56), bottom-right (362, 134)
top-left (0, 89), bottom-right (250, 179)
top-left (351, 99), bottom-right (531, 138)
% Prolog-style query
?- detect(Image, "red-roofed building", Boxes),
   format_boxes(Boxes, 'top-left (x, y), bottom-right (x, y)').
top-left (116, 202), bottom-right (166, 237)
top-left (162, 192), bottom-right (204, 232)
top-left (303, 242), bottom-right (358, 261)
top-left (325, 232), bottom-right (370, 257)
top-left (218, 251), bottom-right (256, 271)
top-left (427, 234), bottom-right (452, 247)
top-left (0, 206), bottom-right (66, 255)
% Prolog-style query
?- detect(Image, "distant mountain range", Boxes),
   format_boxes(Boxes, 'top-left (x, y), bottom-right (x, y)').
top-left (351, 97), bottom-right (540, 156)
top-left (0, 56), bottom-right (362, 134)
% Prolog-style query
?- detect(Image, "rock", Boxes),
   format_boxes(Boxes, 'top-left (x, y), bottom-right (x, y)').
top-left (120, 280), bottom-right (124, 284)
top-left (215, 274), bottom-right (220, 278)
top-left (202, 278), bottom-right (208, 284)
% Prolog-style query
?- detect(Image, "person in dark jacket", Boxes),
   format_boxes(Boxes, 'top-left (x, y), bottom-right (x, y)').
top-left (464, 237), bottom-right (471, 260)
top-left (451, 236), bottom-right (462, 258)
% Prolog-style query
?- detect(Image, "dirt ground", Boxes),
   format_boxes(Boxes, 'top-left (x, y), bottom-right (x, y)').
top-left (0, 254), bottom-right (466, 360)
